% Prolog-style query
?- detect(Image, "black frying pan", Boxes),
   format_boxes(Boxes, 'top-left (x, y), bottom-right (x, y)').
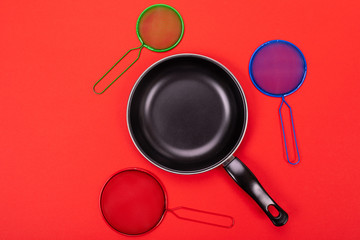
top-left (127, 54), bottom-right (288, 226)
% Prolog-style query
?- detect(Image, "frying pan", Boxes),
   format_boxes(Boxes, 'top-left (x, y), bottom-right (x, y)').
top-left (127, 54), bottom-right (288, 226)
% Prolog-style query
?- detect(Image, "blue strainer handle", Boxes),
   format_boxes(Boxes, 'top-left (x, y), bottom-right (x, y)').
top-left (279, 96), bottom-right (300, 165)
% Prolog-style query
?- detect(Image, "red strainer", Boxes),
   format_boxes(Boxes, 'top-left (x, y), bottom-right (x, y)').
top-left (100, 168), bottom-right (234, 236)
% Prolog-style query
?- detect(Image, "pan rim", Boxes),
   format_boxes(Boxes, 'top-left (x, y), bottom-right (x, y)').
top-left (126, 53), bottom-right (248, 175)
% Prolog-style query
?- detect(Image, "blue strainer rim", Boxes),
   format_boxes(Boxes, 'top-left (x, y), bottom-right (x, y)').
top-left (249, 39), bottom-right (307, 97)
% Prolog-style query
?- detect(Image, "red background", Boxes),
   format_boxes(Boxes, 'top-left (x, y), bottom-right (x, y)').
top-left (1, 0), bottom-right (359, 239)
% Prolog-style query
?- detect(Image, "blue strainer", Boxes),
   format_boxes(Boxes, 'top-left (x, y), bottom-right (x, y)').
top-left (249, 40), bottom-right (306, 165)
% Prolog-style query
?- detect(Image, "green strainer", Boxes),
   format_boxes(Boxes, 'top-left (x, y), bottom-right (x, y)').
top-left (93, 4), bottom-right (184, 94)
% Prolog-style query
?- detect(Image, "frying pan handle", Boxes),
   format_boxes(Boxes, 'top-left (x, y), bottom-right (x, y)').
top-left (223, 157), bottom-right (288, 226)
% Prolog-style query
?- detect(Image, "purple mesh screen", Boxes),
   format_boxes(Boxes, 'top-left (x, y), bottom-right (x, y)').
top-left (250, 41), bottom-right (305, 96)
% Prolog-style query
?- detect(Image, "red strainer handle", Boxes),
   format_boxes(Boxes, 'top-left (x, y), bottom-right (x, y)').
top-left (168, 206), bottom-right (234, 228)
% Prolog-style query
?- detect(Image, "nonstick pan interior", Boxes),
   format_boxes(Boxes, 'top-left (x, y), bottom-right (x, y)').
top-left (128, 54), bottom-right (246, 173)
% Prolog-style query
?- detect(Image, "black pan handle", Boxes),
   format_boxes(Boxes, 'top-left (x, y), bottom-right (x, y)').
top-left (223, 157), bottom-right (288, 226)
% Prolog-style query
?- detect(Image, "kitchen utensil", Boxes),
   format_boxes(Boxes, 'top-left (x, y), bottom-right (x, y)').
top-left (127, 54), bottom-right (288, 226)
top-left (93, 4), bottom-right (184, 94)
top-left (100, 168), bottom-right (234, 236)
top-left (249, 40), bottom-right (306, 165)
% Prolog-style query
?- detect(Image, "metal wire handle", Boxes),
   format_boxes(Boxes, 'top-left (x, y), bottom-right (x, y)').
top-left (279, 96), bottom-right (300, 165)
top-left (167, 206), bottom-right (234, 228)
top-left (93, 45), bottom-right (144, 94)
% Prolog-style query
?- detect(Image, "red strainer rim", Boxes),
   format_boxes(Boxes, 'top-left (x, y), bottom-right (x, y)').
top-left (99, 168), bottom-right (168, 236)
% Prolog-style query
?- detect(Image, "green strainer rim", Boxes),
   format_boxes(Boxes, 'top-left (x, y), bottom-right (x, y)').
top-left (136, 4), bottom-right (184, 52)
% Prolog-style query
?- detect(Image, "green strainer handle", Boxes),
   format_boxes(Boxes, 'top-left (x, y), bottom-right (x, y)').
top-left (93, 45), bottom-right (144, 94)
